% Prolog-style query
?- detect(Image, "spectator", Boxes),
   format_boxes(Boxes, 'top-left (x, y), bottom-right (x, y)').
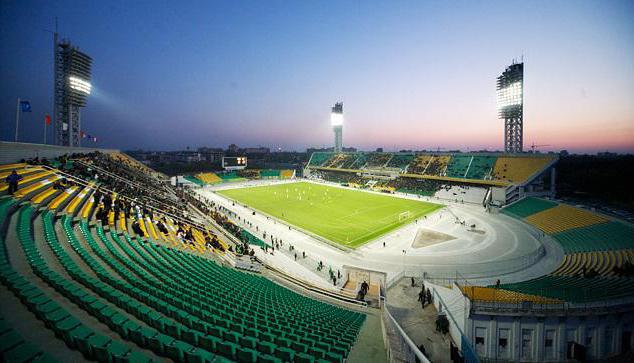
top-left (5, 170), bottom-right (22, 195)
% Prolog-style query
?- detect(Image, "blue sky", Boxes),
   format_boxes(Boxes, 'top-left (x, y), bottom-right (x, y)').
top-left (1, 0), bottom-right (633, 152)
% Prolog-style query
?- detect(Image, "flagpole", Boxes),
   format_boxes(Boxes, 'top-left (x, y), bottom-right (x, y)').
top-left (44, 115), bottom-right (47, 145)
top-left (15, 97), bottom-right (20, 142)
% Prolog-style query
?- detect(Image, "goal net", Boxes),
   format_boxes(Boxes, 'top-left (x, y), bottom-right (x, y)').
top-left (398, 211), bottom-right (411, 222)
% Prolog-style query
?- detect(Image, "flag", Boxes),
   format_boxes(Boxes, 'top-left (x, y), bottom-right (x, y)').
top-left (20, 101), bottom-right (32, 112)
top-left (45, 114), bottom-right (51, 125)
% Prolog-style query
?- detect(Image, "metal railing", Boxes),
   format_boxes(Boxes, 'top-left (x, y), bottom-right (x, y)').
top-left (382, 296), bottom-right (431, 363)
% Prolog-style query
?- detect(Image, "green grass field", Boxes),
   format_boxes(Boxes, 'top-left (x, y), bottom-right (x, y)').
top-left (218, 182), bottom-right (443, 248)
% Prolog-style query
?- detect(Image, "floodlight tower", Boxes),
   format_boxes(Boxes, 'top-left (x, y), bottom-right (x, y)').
top-left (497, 62), bottom-right (524, 153)
top-left (331, 102), bottom-right (343, 153)
top-left (54, 34), bottom-right (92, 147)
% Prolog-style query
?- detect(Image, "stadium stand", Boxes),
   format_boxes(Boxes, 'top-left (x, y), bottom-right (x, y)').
top-left (525, 204), bottom-right (609, 234)
top-left (464, 155), bottom-right (497, 180)
top-left (551, 250), bottom-right (634, 277)
top-left (423, 155), bottom-right (450, 176)
top-left (444, 155), bottom-right (472, 178)
top-left (492, 197), bottom-right (634, 303)
top-left (364, 153), bottom-right (392, 168)
top-left (553, 221), bottom-right (634, 253)
top-left (347, 154), bottom-right (368, 170)
top-left (307, 152), bottom-right (332, 167)
top-left (496, 276), bottom-right (634, 303)
top-left (218, 171), bottom-right (244, 182)
top-left (386, 177), bottom-right (442, 196)
top-left (492, 156), bottom-right (554, 184)
top-left (385, 154), bottom-right (414, 170)
top-left (0, 155), bottom-right (368, 362)
top-left (501, 197), bottom-right (558, 218)
top-left (406, 155), bottom-right (433, 175)
top-left (459, 285), bottom-right (561, 304)
top-left (260, 170), bottom-right (281, 178)
top-left (183, 175), bottom-right (205, 186)
top-left (280, 170), bottom-right (295, 179)
top-left (195, 172), bottom-right (222, 184)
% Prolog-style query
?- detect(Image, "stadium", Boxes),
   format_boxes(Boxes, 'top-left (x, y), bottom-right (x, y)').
top-left (2, 2), bottom-right (634, 363)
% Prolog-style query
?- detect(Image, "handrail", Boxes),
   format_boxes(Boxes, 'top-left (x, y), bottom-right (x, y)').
top-left (382, 297), bottom-right (431, 363)
top-left (263, 262), bottom-right (368, 309)
top-left (38, 165), bottom-right (210, 233)
top-left (71, 159), bottom-right (177, 211)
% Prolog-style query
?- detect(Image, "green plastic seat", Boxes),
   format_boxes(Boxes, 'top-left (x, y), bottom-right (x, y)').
top-left (3, 342), bottom-right (43, 363)
top-left (118, 350), bottom-right (154, 363)
top-left (259, 354), bottom-right (283, 363)
top-left (94, 339), bottom-right (129, 362)
top-left (184, 347), bottom-right (216, 363)
top-left (147, 333), bottom-right (174, 354)
top-left (257, 340), bottom-right (276, 355)
top-left (274, 347), bottom-right (294, 362)
top-left (84, 333), bottom-right (111, 359)
top-left (236, 347), bottom-right (258, 363)
top-left (165, 340), bottom-right (194, 362)
top-left (216, 340), bottom-right (237, 360)
top-left (296, 352), bottom-right (316, 363)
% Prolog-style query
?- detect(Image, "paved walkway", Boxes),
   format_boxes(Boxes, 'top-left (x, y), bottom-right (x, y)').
top-left (387, 278), bottom-right (452, 363)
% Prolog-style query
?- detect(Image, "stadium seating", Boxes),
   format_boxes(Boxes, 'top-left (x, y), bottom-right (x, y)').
top-left (495, 275), bottom-right (634, 303)
top-left (280, 170), bottom-right (294, 179)
top-left (385, 154), bottom-right (414, 170)
top-left (492, 156), bottom-right (554, 184)
top-left (196, 172), bottom-right (222, 184)
top-left (459, 286), bottom-right (561, 304)
top-left (553, 221), bottom-right (634, 253)
top-left (464, 155), bottom-right (497, 180)
top-left (260, 170), bottom-right (281, 178)
top-left (423, 155), bottom-right (450, 176)
top-left (364, 153), bottom-right (392, 168)
top-left (551, 250), bottom-right (634, 277)
top-left (219, 171), bottom-right (244, 181)
top-left (407, 155), bottom-right (433, 175)
top-left (307, 152), bottom-right (333, 167)
top-left (501, 197), bottom-right (558, 218)
top-left (184, 175), bottom-right (205, 186)
top-left (0, 158), bottom-right (367, 362)
top-left (525, 205), bottom-right (608, 234)
top-left (347, 154), bottom-right (368, 170)
top-left (444, 155), bottom-right (472, 178)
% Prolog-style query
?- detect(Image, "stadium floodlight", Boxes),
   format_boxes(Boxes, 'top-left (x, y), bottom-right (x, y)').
top-left (69, 76), bottom-right (92, 95)
top-left (331, 102), bottom-right (344, 152)
top-left (330, 112), bottom-right (344, 126)
top-left (497, 62), bottom-right (524, 153)
top-left (496, 81), bottom-right (522, 109)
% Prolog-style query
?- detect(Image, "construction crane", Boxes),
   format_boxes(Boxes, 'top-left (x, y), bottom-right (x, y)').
top-left (530, 142), bottom-right (550, 153)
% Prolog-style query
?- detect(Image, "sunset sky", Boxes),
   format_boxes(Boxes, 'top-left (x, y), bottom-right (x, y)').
top-left (1, 0), bottom-right (633, 153)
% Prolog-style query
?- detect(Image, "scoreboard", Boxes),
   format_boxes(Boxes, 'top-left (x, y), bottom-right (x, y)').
top-left (222, 156), bottom-right (247, 170)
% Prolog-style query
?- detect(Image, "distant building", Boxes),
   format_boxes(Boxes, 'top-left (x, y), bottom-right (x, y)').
top-left (243, 147), bottom-right (270, 155)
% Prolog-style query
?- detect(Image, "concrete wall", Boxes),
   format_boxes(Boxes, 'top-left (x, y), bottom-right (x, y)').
top-left (0, 141), bottom-right (118, 164)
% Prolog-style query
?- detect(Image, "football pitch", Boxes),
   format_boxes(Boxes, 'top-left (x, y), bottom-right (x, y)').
top-left (217, 182), bottom-right (443, 248)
